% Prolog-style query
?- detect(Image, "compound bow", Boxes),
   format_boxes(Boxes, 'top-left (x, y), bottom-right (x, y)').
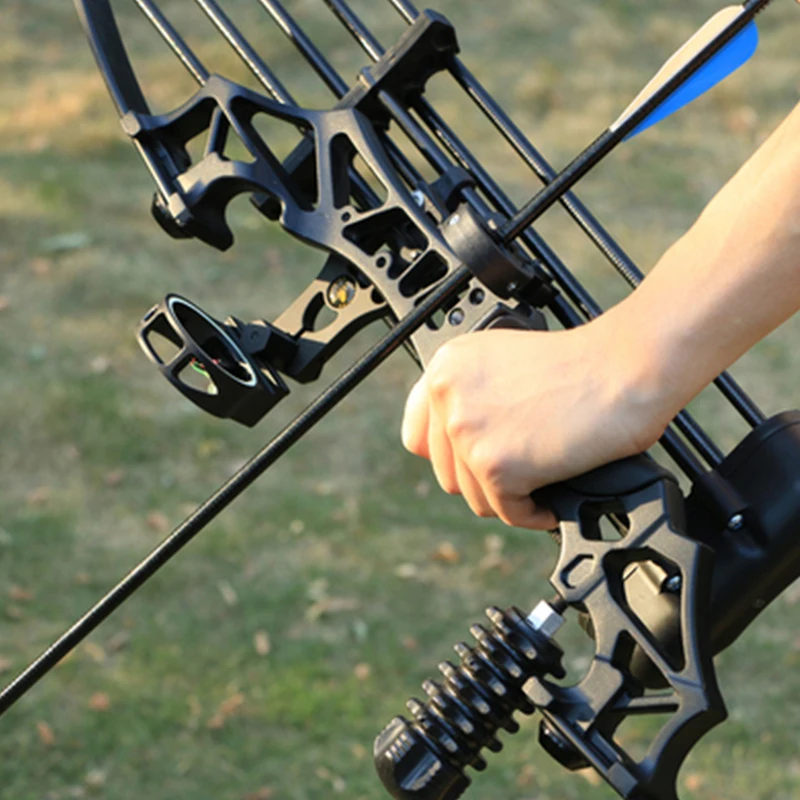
top-left (2, 1), bottom-right (799, 798)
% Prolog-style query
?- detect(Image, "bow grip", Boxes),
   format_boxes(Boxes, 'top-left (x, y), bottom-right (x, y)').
top-left (536, 454), bottom-right (680, 532)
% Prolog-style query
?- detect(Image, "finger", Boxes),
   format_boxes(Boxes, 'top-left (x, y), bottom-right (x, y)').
top-left (428, 408), bottom-right (460, 494)
top-left (453, 456), bottom-right (495, 518)
top-left (525, 503), bottom-right (559, 531)
top-left (402, 377), bottom-right (431, 458)
top-left (490, 492), bottom-right (559, 531)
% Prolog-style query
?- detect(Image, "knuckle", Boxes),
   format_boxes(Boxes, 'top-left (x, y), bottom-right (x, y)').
top-left (444, 403), bottom-right (471, 441)
top-left (471, 445), bottom-right (507, 488)
top-left (426, 345), bottom-right (458, 397)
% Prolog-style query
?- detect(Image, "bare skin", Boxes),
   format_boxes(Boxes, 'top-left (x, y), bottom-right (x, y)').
top-left (402, 100), bottom-right (800, 530)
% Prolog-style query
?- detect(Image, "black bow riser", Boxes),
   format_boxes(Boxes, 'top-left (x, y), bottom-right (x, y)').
top-left (3, 3), bottom-right (797, 800)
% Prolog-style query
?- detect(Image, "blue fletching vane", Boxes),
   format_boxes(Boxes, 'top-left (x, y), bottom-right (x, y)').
top-left (625, 20), bottom-right (758, 140)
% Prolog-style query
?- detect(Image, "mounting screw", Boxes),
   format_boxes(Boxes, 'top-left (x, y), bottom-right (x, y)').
top-left (727, 513), bottom-right (745, 531)
top-left (448, 308), bottom-right (465, 326)
top-left (663, 575), bottom-right (682, 594)
top-left (448, 213), bottom-right (461, 227)
top-left (506, 281), bottom-right (518, 294)
top-left (527, 600), bottom-right (565, 639)
top-left (411, 190), bottom-right (426, 208)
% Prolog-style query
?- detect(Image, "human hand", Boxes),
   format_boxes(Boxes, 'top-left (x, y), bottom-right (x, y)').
top-left (401, 317), bottom-right (672, 530)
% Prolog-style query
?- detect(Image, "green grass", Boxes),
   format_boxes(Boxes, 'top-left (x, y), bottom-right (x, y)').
top-left (1, 1), bottom-right (799, 799)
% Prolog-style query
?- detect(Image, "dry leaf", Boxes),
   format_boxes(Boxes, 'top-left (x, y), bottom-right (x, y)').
top-left (37, 721), bottom-right (55, 746)
top-left (484, 534), bottom-right (504, 555)
top-left (350, 743), bottom-right (367, 761)
top-left (243, 789), bottom-right (274, 800)
top-left (104, 469), bottom-right (125, 487)
top-left (724, 105), bottom-right (757, 135)
top-left (394, 563), bottom-right (419, 580)
top-left (207, 692), bottom-right (246, 731)
top-left (85, 769), bottom-right (107, 789)
top-left (352, 619), bottom-right (369, 642)
top-left (353, 663), bottom-right (371, 681)
top-left (26, 486), bottom-right (51, 506)
top-left (146, 511), bottom-right (170, 534)
top-left (206, 713), bottom-right (226, 730)
top-left (401, 636), bottom-right (418, 651)
top-left (83, 642), bottom-right (107, 664)
top-left (106, 631), bottom-right (131, 653)
top-left (289, 519), bottom-right (305, 535)
top-left (8, 585), bottom-right (33, 602)
top-left (306, 578), bottom-right (329, 602)
top-left (0, 656), bottom-right (13, 674)
top-left (41, 233), bottom-right (91, 253)
top-left (253, 630), bottom-right (271, 656)
top-left (305, 596), bottom-right (360, 621)
top-left (315, 767), bottom-right (346, 793)
top-left (684, 773), bottom-right (704, 792)
top-left (74, 572), bottom-right (91, 586)
top-left (5, 605), bottom-right (24, 621)
top-left (196, 439), bottom-right (223, 458)
top-left (415, 481), bottom-right (431, 498)
top-left (516, 764), bottom-right (536, 787)
top-left (29, 257), bottom-right (52, 276)
top-left (219, 692), bottom-right (245, 717)
top-left (479, 534), bottom-right (510, 573)
top-left (313, 481), bottom-right (335, 496)
top-left (88, 692), bottom-right (111, 712)
top-left (89, 356), bottom-right (110, 374)
top-left (217, 580), bottom-right (238, 607)
top-left (431, 541), bottom-right (460, 564)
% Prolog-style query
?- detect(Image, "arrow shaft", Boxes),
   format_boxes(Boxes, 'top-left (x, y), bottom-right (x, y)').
top-left (500, 0), bottom-right (773, 244)
top-left (0, 265), bottom-right (471, 718)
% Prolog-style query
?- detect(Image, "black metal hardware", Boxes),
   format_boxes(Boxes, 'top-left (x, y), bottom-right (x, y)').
top-left (379, 457), bottom-right (728, 800)
top-left (374, 605), bottom-right (566, 799)
top-left (2, 1), bottom-right (797, 799)
top-left (138, 294), bottom-right (290, 426)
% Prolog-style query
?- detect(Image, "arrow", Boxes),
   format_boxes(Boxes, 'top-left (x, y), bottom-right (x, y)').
top-left (500, 0), bottom-right (770, 243)
top-left (614, 7), bottom-right (759, 140)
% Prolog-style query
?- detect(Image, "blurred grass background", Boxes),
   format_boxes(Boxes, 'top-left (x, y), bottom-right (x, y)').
top-left (0, 1), bottom-right (799, 798)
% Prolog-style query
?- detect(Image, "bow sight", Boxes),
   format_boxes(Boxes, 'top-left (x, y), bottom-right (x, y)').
top-left (2, 1), bottom-right (799, 798)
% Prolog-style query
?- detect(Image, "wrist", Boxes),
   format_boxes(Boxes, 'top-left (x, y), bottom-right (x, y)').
top-left (590, 294), bottom-right (687, 453)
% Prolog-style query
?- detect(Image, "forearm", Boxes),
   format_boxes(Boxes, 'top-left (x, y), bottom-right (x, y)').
top-left (601, 100), bottom-right (800, 426)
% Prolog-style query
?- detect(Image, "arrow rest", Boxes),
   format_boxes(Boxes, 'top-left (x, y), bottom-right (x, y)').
top-left (4, 1), bottom-right (799, 797)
